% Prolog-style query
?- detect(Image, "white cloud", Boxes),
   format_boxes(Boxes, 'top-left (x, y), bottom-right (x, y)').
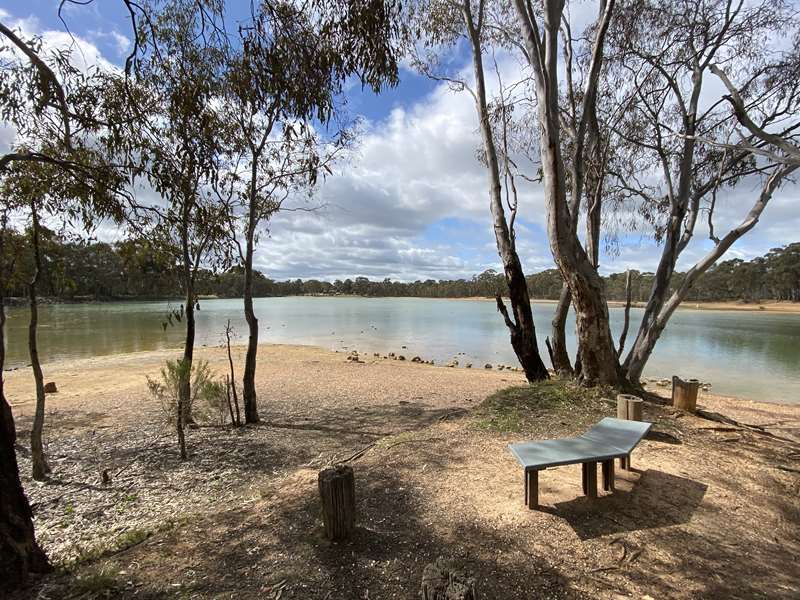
top-left (2, 6), bottom-right (797, 284)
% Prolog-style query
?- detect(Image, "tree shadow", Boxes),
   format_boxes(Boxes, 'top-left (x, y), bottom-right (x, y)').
top-left (547, 469), bottom-right (707, 540)
top-left (119, 466), bottom-right (587, 599)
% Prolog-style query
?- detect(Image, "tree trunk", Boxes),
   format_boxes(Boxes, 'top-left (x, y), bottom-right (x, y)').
top-left (225, 320), bottom-right (241, 426)
top-left (623, 166), bottom-right (795, 383)
top-left (617, 270), bottom-right (632, 356)
top-left (28, 204), bottom-right (49, 481)
top-left (0, 230), bottom-right (51, 589)
top-left (549, 284), bottom-right (573, 375)
top-left (464, 0), bottom-right (548, 382)
top-left (177, 207), bottom-right (193, 461)
top-left (242, 189), bottom-right (260, 423)
top-left (512, 0), bottom-right (619, 386)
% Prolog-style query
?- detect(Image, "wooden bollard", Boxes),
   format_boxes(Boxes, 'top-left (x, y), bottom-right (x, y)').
top-left (616, 394), bottom-right (642, 421)
top-left (318, 465), bottom-right (356, 541)
top-left (616, 394), bottom-right (642, 471)
top-left (672, 376), bottom-right (699, 412)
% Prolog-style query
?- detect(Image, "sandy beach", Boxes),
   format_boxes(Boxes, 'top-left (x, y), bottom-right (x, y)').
top-left (6, 344), bottom-right (800, 599)
top-left (457, 296), bottom-right (800, 314)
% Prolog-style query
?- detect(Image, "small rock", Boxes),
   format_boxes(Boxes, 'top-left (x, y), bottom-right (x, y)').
top-left (398, 355), bottom-right (406, 361)
top-left (411, 356), bottom-right (422, 363)
top-left (465, 363), bottom-right (472, 369)
top-left (44, 382), bottom-right (58, 394)
top-left (484, 364), bottom-right (493, 370)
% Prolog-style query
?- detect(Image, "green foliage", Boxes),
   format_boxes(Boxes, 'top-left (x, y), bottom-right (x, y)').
top-left (474, 381), bottom-right (614, 434)
top-left (146, 359), bottom-right (227, 425)
top-left (3, 237), bottom-right (800, 303)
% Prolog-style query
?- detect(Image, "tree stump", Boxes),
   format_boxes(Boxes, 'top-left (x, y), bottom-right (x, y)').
top-left (672, 376), bottom-right (699, 412)
top-left (421, 558), bottom-right (477, 600)
top-left (318, 465), bottom-right (356, 541)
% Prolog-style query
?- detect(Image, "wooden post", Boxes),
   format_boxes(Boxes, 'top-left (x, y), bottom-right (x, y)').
top-left (602, 459), bottom-right (615, 491)
top-left (421, 558), bottom-right (477, 600)
top-left (525, 470), bottom-right (539, 510)
top-left (616, 395), bottom-right (628, 420)
top-left (672, 376), bottom-right (699, 412)
top-left (617, 394), bottom-right (642, 421)
top-left (318, 465), bottom-right (356, 541)
top-left (627, 397), bottom-right (643, 422)
top-left (581, 462), bottom-right (598, 498)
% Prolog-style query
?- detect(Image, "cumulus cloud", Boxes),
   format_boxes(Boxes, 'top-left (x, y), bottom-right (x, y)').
top-left (2, 6), bottom-right (798, 282)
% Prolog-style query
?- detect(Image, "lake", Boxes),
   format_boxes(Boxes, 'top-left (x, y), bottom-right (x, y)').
top-left (3, 297), bottom-right (799, 404)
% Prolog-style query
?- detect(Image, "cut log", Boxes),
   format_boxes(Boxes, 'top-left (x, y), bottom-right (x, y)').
top-left (672, 376), bottom-right (699, 412)
top-left (421, 557), bottom-right (477, 600)
top-left (318, 465), bottom-right (356, 541)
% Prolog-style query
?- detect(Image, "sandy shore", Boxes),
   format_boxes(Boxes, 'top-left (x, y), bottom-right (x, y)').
top-left (450, 295), bottom-right (800, 313)
top-left (6, 344), bottom-right (800, 599)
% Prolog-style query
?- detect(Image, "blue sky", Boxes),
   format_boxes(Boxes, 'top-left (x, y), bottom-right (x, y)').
top-left (1, 2), bottom-right (798, 282)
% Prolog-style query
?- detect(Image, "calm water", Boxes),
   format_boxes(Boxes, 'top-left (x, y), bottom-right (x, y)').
top-left (3, 297), bottom-right (799, 404)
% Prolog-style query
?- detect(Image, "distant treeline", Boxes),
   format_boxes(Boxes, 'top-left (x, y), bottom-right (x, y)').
top-left (3, 228), bottom-right (799, 303)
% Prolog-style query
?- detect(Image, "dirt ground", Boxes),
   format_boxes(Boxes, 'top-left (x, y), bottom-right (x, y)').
top-left (6, 344), bottom-right (800, 599)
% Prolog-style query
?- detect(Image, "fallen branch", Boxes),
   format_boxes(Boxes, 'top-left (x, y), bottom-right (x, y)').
top-left (695, 409), bottom-right (800, 447)
top-left (340, 442), bottom-right (377, 464)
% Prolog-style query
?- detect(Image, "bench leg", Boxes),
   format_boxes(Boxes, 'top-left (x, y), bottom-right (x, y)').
top-left (525, 470), bottom-right (539, 510)
top-left (602, 459), bottom-right (615, 492)
top-left (582, 462), bottom-right (598, 498)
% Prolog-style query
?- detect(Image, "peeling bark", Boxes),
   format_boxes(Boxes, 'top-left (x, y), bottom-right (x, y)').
top-left (464, 0), bottom-right (549, 381)
top-left (513, 0), bottom-right (621, 386)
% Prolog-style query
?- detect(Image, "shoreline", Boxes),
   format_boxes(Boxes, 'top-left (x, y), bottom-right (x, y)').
top-left (4, 340), bottom-right (797, 410)
top-left (4, 295), bottom-right (800, 314)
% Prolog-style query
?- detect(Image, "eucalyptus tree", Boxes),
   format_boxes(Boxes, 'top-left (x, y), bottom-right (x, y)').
top-left (507, 0), bottom-right (621, 385)
top-left (603, 0), bottom-right (799, 384)
top-left (411, 0), bottom-right (550, 381)
top-left (0, 17), bottom-right (131, 585)
top-left (1, 157), bottom-right (126, 482)
top-left (216, 0), bottom-right (405, 422)
top-left (119, 0), bottom-right (232, 459)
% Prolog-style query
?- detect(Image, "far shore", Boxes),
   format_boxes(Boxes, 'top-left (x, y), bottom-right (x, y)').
top-left (450, 296), bottom-right (800, 314)
top-left (5, 294), bottom-right (799, 314)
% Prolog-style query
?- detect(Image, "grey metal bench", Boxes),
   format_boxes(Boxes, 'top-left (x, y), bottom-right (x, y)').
top-left (508, 417), bottom-right (652, 509)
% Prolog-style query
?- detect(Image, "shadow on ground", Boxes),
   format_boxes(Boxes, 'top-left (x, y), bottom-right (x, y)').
top-left (549, 469), bottom-right (707, 539)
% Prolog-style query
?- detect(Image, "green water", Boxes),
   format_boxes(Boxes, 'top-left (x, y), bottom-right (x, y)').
top-left (3, 297), bottom-right (799, 404)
